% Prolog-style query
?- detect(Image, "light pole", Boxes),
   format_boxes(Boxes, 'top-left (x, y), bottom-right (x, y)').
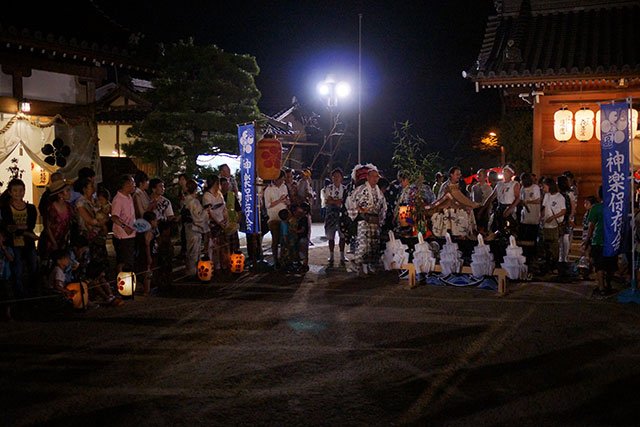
top-left (317, 76), bottom-right (350, 171)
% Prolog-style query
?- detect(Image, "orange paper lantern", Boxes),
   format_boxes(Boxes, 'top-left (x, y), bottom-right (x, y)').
top-left (256, 136), bottom-right (282, 181)
top-left (230, 252), bottom-right (245, 274)
top-left (66, 282), bottom-right (89, 309)
top-left (198, 259), bottom-right (213, 281)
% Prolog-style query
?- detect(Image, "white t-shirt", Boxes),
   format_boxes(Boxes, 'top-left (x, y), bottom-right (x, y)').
top-left (542, 192), bottom-right (566, 229)
top-left (520, 184), bottom-right (541, 224)
top-left (495, 180), bottom-right (517, 205)
top-left (264, 183), bottom-right (289, 221)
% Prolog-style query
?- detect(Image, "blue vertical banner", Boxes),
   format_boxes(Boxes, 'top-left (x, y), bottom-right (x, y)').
top-left (600, 100), bottom-right (631, 256)
top-left (238, 123), bottom-right (256, 234)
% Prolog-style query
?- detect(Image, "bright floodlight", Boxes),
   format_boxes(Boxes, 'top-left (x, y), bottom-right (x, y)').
top-left (317, 82), bottom-right (330, 96)
top-left (336, 82), bottom-right (351, 98)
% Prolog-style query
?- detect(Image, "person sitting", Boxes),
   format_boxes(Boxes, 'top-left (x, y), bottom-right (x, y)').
top-left (86, 260), bottom-right (122, 306)
top-left (46, 249), bottom-right (76, 305)
top-left (431, 167), bottom-right (479, 239)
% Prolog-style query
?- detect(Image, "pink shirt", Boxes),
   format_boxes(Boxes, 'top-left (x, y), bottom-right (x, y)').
top-left (112, 191), bottom-right (136, 239)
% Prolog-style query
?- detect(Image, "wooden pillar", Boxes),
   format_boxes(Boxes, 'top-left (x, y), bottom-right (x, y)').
top-left (532, 101), bottom-right (543, 176)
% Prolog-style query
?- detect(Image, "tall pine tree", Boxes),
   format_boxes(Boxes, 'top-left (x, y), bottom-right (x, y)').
top-left (125, 39), bottom-right (261, 177)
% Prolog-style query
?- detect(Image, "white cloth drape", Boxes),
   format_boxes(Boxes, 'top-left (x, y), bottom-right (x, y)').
top-left (0, 116), bottom-right (101, 182)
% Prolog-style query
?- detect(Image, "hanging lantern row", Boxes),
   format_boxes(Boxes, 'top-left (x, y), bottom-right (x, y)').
top-left (554, 107), bottom-right (639, 142)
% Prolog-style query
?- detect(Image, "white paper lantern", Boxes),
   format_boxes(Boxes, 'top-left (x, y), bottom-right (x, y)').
top-left (595, 110), bottom-right (601, 141)
top-left (554, 109), bottom-right (573, 142)
top-left (117, 272), bottom-right (136, 297)
top-left (574, 108), bottom-right (595, 142)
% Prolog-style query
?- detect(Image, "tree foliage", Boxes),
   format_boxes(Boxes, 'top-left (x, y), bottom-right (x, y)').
top-left (125, 39), bottom-right (261, 178)
top-left (499, 110), bottom-right (533, 173)
top-left (392, 121), bottom-right (442, 184)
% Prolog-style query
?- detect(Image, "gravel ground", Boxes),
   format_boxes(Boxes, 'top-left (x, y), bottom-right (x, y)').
top-left (2, 245), bottom-right (640, 426)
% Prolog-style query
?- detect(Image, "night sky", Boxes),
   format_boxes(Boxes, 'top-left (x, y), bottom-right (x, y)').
top-left (98, 0), bottom-right (501, 172)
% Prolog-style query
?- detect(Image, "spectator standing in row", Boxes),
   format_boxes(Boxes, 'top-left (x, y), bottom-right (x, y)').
top-left (184, 179), bottom-right (210, 278)
top-left (221, 177), bottom-right (241, 253)
top-left (204, 175), bottom-right (229, 271)
top-left (111, 175), bottom-right (137, 273)
top-left (583, 187), bottom-right (616, 297)
top-left (541, 178), bottom-right (566, 272)
top-left (325, 168), bottom-right (346, 264)
top-left (42, 180), bottom-right (74, 261)
top-left (133, 170), bottom-right (152, 219)
top-left (519, 172), bottom-right (541, 260)
top-left (149, 178), bottom-right (175, 222)
top-left (1, 179), bottom-right (38, 299)
top-left (264, 171), bottom-right (289, 267)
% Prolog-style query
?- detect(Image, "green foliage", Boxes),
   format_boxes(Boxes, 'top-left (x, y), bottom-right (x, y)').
top-left (125, 38), bottom-right (262, 179)
top-left (392, 121), bottom-right (442, 184)
top-left (499, 110), bottom-right (533, 173)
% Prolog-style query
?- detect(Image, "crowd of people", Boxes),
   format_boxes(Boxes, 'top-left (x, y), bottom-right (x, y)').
top-left (0, 159), bottom-right (635, 320)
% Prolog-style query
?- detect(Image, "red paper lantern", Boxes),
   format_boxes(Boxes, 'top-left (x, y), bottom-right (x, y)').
top-left (257, 135), bottom-right (282, 181)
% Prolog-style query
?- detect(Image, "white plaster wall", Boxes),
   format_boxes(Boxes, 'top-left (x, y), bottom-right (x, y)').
top-left (23, 69), bottom-right (77, 104)
top-left (0, 68), bottom-right (12, 97)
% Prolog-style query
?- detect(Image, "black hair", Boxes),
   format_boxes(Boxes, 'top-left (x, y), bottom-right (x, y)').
top-left (205, 175), bottom-right (220, 191)
top-left (278, 208), bottom-right (290, 221)
top-left (220, 177), bottom-right (228, 184)
top-left (520, 172), bottom-right (533, 188)
top-left (448, 166), bottom-right (461, 177)
top-left (186, 179), bottom-right (198, 194)
top-left (544, 178), bottom-right (558, 193)
top-left (134, 170), bottom-right (149, 186)
top-left (557, 175), bottom-right (571, 193)
top-left (117, 174), bottom-right (133, 190)
top-left (149, 178), bottom-right (163, 191)
top-left (51, 249), bottom-right (70, 262)
top-left (300, 202), bottom-right (310, 213)
top-left (278, 170), bottom-right (286, 180)
top-left (158, 221), bottom-right (172, 233)
top-left (330, 167), bottom-right (343, 177)
top-left (563, 170), bottom-right (574, 180)
top-left (585, 196), bottom-right (598, 205)
top-left (78, 167), bottom-right (96, 180)
top-left (378, 177), bottom-right (390, 188)
top-left (143, 211), bottom-right (157, 223)
top-left (73, 176), bottom-right (93, 194)
top-left (97, 188), bottom-right (111, 200)
top-left (598, 185), bottom-right (603, 200)
top-left (178, 173), bottom-right (189, 180)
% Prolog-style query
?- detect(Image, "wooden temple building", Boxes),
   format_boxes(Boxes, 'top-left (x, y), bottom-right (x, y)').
top-left (0, 2), bottom-right (155, 204)
top-left (465, 0), bottom-right (640, 208)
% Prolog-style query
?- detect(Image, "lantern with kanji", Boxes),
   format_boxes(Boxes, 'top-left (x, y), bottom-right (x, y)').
top-left (574, 108), bottom-right (595, 142)
top-left (256, 135), bottom-right (282, 181)
top-left (398, 204), bottom-right (411, 227)
top-left (65, 282), bottom-right (88, 310)
top-left (554, 108), bottom-right (573, 142)
top-left (117, 271), bottom-right (136, 298)
top-left (31, 162), bottom-right (50, 186)
top-left (198, 258), bottom-right (213, 281)
top-left (230, 252), bottom-right (245, 274)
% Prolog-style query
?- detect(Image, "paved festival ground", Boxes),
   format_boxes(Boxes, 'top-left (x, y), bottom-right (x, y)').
top-left (2, 237), bottom-right (640, 426)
